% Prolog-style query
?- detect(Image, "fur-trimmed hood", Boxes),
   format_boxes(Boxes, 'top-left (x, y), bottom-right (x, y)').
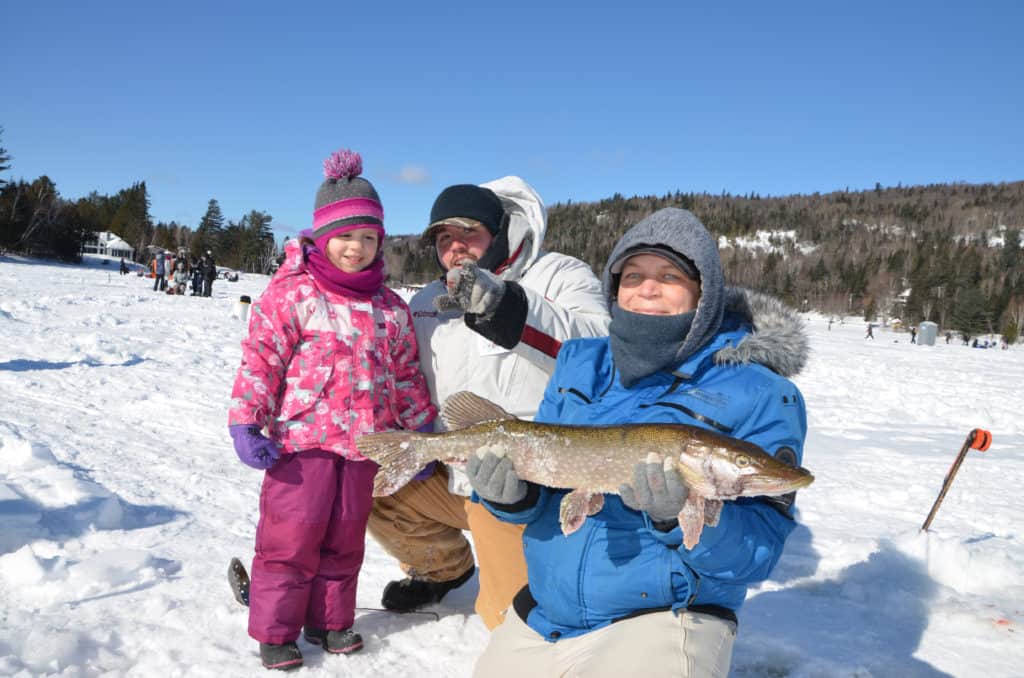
top-left (714, 287), bottom-right (809, 378)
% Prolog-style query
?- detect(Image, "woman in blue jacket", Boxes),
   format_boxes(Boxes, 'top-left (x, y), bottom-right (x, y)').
top-left (469, 208), bottom-right (809, 678)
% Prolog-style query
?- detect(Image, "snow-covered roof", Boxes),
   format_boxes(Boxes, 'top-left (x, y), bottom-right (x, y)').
top-left (94, 231), bottom-right (133, 250)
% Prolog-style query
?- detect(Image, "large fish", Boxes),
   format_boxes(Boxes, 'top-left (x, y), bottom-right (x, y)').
top-left (357, 391), bottom-right (813, 549)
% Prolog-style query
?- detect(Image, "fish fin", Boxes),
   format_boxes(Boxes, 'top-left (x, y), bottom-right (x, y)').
top-left (704, 499), bottom-right (724, 527)
top-left (679, 494), bottom-right (706, 550)
top-left (440, 391), bottom-right (516, 431)
top-left (558, 490), bottom-right (600, 536)
top-left (354, 431), bottom-right (429, 496)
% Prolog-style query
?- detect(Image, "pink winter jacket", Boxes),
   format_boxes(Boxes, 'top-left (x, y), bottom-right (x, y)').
top-left (228, 240), bottom-right (436, 460)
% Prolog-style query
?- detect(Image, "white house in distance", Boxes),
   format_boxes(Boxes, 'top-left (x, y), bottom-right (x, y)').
top-left (82, 231), bottom-right (135, 259)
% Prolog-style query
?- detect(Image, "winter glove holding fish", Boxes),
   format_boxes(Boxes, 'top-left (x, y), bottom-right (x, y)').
top-left (433, 261), bottom-right (505, 318)
top-left (229, 424), bottom-right (281, 470)
top-left (467, 452), bottom-right (527, 505)
top-left (619, 455), bottom-right (690, 529)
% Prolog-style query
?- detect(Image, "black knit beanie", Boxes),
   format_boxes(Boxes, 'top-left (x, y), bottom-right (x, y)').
top-left (428, 185), bottom-right (505, 236)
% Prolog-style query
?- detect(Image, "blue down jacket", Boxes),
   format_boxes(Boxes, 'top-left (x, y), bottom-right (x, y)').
top-left (482, 288), bottom-right (809, 642)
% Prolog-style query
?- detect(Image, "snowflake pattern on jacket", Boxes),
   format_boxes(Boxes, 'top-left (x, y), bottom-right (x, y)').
top-left (228, 239), bottom-right (436, 459)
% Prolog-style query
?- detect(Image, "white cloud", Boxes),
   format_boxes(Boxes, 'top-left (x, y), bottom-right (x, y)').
top-left (394, 165), bottom-right (430, 184)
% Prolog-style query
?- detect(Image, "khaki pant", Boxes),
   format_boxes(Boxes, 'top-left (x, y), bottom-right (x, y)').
top-left (473, 608), bottom-right (736, 678)
top-left (367, 466), bottom-right (527, 630)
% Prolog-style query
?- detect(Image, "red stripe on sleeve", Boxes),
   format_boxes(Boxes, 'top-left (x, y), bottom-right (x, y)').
top-left (521, 325), bottom-right (562, 358)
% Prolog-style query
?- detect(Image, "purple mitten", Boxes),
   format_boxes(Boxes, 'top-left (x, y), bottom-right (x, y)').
top-left (229, 425), bottom-right (281, 470)
top-left (413, 462), bottom-right (437, 481)
top-left (412, 421), bottom-right (436, 480)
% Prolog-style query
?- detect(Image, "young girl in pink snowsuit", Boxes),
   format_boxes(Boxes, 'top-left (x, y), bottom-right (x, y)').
top-left (228, 149), bottom-right (436, 671)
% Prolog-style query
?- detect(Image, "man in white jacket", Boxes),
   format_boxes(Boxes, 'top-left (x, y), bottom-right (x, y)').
top-left (367, 176), bottom-right (610, 629)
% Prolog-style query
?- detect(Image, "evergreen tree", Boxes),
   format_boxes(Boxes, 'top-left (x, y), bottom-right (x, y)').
top-left (1002, 229), bottom-right (1022, 272)
top-left (0, 126), bottom-right (11, 186)
top-left (219, 219), bottom-right (243, 268)
top-left (950, 287), bottom-right (989, 337)
top-left (809, 257), bottom-right (829, 282)
top-left (152, 223), bottom-right (177, 250)
top-left (108, 182), bottom-right (152, 259)
top-left (241, 210), bottom-right (276, 273)
top-left (192, 199), bottom-right (225, 257)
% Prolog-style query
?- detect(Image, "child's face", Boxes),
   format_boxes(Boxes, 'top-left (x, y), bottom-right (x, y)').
top-left (325, 228), bottom-right (380, 273)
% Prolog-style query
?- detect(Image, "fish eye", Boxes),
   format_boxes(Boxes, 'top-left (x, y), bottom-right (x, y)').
top-left (735, 455), bottom-right (750, 467)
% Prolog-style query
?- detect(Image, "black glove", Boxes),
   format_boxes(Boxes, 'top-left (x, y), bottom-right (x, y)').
top-left (467, 452), bottom-right (526, 504)
top-left (619, 457), bottom-right (689, 523)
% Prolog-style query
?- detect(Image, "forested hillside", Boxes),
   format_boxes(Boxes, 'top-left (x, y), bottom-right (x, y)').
top-left (384, 181), bottom-right (1024, 341)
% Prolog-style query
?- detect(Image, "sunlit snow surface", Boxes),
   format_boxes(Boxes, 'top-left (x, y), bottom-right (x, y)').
top-left (0, 254), bottom-right (1020, 677)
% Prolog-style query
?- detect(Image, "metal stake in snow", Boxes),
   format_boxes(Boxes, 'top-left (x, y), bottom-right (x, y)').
top-left (920, 428), bottom-right (992, 532)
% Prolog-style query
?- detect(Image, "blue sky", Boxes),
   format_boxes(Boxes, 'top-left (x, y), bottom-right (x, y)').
top-left (2, 1), bottom-right (1021, 240)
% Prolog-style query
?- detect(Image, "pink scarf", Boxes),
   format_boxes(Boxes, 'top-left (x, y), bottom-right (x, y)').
top-left (303, 243), bottom-right (385, 299)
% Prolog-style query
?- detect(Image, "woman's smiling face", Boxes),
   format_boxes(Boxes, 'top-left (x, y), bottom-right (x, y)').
top-left (616, 253), bottom-right (701, 316)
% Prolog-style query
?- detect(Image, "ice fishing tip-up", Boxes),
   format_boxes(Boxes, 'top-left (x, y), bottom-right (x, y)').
top-left (920, 428), bottom-right (992, 533)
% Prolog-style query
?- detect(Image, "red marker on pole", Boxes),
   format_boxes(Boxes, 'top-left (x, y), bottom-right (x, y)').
top-left (921, 428), bottom-right (992, 532)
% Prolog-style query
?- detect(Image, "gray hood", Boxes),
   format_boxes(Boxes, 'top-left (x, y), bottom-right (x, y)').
top-left (602, 208), bottom-right (725, 366)
top-left (717, 287), bottom-right (809, 378)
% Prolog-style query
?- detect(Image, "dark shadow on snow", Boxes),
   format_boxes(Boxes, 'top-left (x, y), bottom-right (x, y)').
top-left (764, 519), bottom-right (820, 584)
top-left (735, 539), bottom-right (953, 677)
top-left (0, 356), bottom-right (146, 371)
top-left (0, 474), bottom-right (186, 557)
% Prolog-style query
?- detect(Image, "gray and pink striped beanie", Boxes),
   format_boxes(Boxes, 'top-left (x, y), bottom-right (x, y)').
top-left (311, 149), bottom-right (384, 251)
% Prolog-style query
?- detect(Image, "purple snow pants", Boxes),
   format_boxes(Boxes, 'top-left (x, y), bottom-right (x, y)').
top-left (248, 449), bottom-right (378, 644)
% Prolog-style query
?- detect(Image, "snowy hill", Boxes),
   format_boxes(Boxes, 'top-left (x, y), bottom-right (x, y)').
top-left (0, 255), bottom-right (1021, 677)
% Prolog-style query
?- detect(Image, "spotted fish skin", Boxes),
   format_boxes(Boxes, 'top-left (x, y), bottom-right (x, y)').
top-left (355, 392), bottom-right (813, 548)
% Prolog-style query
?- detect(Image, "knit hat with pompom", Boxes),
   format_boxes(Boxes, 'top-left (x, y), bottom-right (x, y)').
top-left (311, 149), bottom-right (384, 251)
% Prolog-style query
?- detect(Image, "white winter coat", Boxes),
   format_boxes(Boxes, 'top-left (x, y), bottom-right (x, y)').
top-left (409, 176), bottom-right (610, 494)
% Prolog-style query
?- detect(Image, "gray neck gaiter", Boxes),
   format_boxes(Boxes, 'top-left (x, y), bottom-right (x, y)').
top-left (609, 303), bottom-right (695, 388)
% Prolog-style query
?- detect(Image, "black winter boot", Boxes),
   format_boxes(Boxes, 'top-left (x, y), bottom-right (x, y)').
top-left (259, 642), bottom-right (303, 671)
top-left (381, 567), bottom-right (474, 611)
top-left (303, 626), bottom-right (364, 654)
top-left (228, 557), bottom-right (250, 606)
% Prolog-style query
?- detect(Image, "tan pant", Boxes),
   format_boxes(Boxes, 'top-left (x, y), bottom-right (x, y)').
top-left (473, 608), bottom-right (736, 678)
top-left (367, 466), bottom-right (527, 630)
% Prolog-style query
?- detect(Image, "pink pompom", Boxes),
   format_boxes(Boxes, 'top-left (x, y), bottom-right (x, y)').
top-left (323, 149), bottom-right (363, 180)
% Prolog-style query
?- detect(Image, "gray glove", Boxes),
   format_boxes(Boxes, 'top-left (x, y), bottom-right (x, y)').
top-left (619, 458), bottom-right (690, 522)
top-left (433, 261), bottom-right (505, 317)
top-left (467, 453), bottom-right (526, 505)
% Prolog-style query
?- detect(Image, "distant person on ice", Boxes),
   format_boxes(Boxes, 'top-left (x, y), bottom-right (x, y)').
top-left (152, 252), bottom-right (166, 291)
top-left (910, 326), bottom-right (917, 344)
top-left (169, 261), bottom-right (188, 295)
top-left (865, 323), bottom-right (874, 339)
top-left (469, 208), bottom-right (810, 678)
top-left (190, 255), bottom-right (203, 296)
top-left (227, 149), bottom-right (436, 671)
top-left (201, 251), bottom-right (217, 297)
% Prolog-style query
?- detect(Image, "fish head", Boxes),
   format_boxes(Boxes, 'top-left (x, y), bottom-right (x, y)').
top-left (733, 446), bottom-right (813, 497)
top-left (675, 437), bottom-right (814, 498)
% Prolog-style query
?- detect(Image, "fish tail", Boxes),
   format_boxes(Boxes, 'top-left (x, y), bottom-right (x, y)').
top-left (355, 431), bottom-right (432, 496)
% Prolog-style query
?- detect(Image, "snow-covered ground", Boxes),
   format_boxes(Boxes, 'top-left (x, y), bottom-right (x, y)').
top-left (0, 254), bottom-right (1021, 677)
